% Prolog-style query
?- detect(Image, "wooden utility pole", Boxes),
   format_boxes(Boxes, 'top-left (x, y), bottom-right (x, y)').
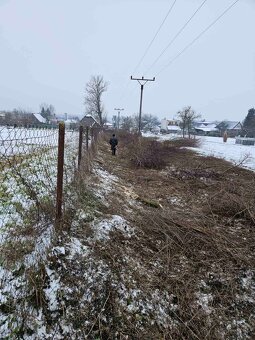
top-left (114, 108), bottom-right (124, 129)
top-left (131, 76), bottom-right (155, 134)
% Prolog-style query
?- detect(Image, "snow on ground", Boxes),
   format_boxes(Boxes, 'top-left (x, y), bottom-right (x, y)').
top-left (149, 132), bottom-right (255, 171)
top-left (92, 215), bottom-right (134, 240)
top-left (193, 136), bottom-right (255, 171)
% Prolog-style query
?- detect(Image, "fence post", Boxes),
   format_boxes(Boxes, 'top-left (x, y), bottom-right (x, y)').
top-left (56, 122), bottom-right (65, 221)
top-left (86, 127), bottom-right (89, 150)
top-left (78, 125), bottom-right (83, 169)
top-left (91, 128), bottom-right (94, 144)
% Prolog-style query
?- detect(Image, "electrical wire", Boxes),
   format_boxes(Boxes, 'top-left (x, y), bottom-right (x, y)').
top-left (156, 0), bottom-right (241, 76)
top-left (132, 0), bottom-right (178, 74)
top-left (118, 0), bottom-right (178, 104)
top-left (144, 0), bottom-right (209, 75)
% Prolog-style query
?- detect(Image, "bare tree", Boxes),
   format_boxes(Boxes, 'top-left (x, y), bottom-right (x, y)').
top-left (84, 75), bottom-right (108, 126)
top-left (121, 116), bottom-right (134, 132)
top-left (142, 114), bottom-right (160, 132)
top-left (177, 106), bottom-right (200, 138)
top-left (39, 103), bottom-right (56, 123)
top-left (132, 113), bottom-right (160, 132)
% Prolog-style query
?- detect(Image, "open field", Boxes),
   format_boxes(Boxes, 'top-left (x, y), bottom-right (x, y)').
top-left (151, 133), bottom-right (255, 171)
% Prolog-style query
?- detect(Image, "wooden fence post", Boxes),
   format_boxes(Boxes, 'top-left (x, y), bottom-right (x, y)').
top-left (78, 125), bottom-right (83, 169)
top-left (56, 122), bottom-right (65, 221)
top-left (86, 127), bottom-right (89, 150)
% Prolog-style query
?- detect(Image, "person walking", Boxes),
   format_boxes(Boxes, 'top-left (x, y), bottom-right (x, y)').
top-left (109, 134), bottom-right (118, 155)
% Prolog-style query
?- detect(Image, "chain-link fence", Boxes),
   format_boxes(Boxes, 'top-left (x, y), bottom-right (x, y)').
top-left (0, 123), bottom-right (103, 242)
top-left (0, 126), bottom-right (57, 232)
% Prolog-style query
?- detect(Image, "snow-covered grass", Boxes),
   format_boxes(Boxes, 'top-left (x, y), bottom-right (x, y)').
top-left (153, 132), bottom-right (255, 171)
top-left (0, 129), bottom-right (79, 234)
top-left (0, 126), bottom-right (58, 156)
top-left (193, 136), bottom-right (255, 171)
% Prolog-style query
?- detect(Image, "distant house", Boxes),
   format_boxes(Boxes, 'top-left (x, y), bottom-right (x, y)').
top-left (194, 121), bottom-right (219, 136)
top-left (0, 111), bottom-right (46, 127)
top-left (80, 115), bottom-right (101, 129)
top-left (161, 119), bottom-right (181, 133)
top-left (216, 121), bottom-right (242, 137)
top-left (103, 122), bottom-right (113, 129)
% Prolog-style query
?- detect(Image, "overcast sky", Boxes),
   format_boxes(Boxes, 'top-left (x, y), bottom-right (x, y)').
top-left (0, 0), bottom-right (254, 122)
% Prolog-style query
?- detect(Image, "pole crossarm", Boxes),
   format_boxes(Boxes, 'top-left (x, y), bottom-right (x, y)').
top-left (131, 76), bottom-right (155, 85)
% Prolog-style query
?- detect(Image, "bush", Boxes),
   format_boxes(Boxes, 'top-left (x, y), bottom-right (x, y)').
top-left (169, 138), bottom-right (200, 148)
top-left (123, 138), bottom-right (183, 169)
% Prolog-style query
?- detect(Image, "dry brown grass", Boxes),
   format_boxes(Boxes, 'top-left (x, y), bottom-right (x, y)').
top-left (2, 131), bottom-right (254, 339)
top-left (88, 132), bottom-right (255, 339)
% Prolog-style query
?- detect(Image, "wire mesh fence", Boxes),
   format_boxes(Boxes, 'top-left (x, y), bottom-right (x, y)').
top-left (0, 125), bottom-right (82, 242)
top-left (0, 123), bottom-right (103, 243)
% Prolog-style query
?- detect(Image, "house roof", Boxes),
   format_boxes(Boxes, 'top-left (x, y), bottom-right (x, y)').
top-left (226, 121), bottom-right (242, 130)
top-left (33, 113), bottom-right (46, 124)
top-left (216, 121), bottom-right (242, 130)
top-left (194, 121), bottom-right (219, 127)
top-left (80, 115), bottom-right (100, 128)
top-left (195, 127), bottom-right (218, 132)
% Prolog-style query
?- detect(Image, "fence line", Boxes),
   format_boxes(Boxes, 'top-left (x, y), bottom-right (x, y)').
top-left (0, 123), bottom-right (102, 239)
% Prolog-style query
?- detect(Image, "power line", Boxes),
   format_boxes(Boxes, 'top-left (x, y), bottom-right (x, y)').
top-left (118, 0), bottom-right (177, 105)
top-left (132, 0), bottom-right (178, 74)
top-left (144, 0), bottom-right (209, 75)
top-left (120, 0), bottom-right (205, 104)
top-left (156, 0), bottom-right (241, 76)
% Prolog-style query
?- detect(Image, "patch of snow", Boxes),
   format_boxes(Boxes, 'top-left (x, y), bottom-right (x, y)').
top-left (92, 215), bottom-right (133, 240)
top-left (67, 237), bottom-right (89, 259)
top-left (196, 292), bottom-right (213, 315)
top-left (45, 267), bottom-right (60, 312)
top-left (92, 168), bottom-right (119, 205)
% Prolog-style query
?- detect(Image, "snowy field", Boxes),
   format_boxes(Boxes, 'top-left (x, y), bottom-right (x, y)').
top-left (191, 136), bottom-right (255, 171)
top-left (0, 126), bottom-right (58, 156)
top-left (144, 132), bottom-right (255, 171)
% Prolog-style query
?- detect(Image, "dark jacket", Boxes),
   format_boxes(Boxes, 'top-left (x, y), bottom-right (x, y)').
top-left (109, 137), bottom-right (118, 149)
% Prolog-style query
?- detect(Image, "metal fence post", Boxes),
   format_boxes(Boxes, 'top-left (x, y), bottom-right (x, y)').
top-left (56, 122), bottom-right (65, 221)
top-left (78, 125), bottom-right (83, 169)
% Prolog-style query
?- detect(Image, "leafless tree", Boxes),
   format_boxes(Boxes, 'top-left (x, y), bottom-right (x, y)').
top-left (39, 103), bottom-right (56, 122)
top-left (177, 106), bottom-right (200, 138)
top-left (121, 116), bottom-right (134, 132)
top-left (84, 75), bottom-right (108, 126)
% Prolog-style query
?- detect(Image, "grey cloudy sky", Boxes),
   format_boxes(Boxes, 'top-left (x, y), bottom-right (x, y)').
top-left (0, 0), bottom-right (254, 121)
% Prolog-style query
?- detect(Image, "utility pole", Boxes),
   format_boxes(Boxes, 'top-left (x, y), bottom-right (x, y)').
top-left (114, 108), bottom-right (124, 130)
top-left (131, 76), bottom-right (155, 134)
